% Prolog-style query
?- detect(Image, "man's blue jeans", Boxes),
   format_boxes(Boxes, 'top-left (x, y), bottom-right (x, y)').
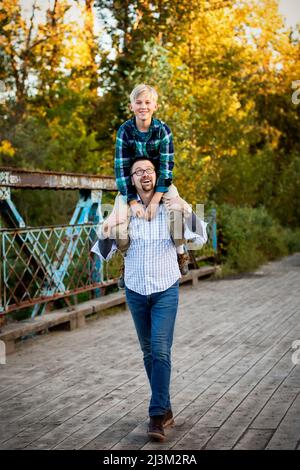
top-left (125, 280), bottom-right (179, 417)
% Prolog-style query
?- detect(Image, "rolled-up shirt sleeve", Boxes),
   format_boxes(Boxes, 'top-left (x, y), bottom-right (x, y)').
top-left (91, 238), bottom-right (117, 261)
top-left (156, 124), bottom-right (174, 193)
top-left (184, 212), bottom-right (208, 247)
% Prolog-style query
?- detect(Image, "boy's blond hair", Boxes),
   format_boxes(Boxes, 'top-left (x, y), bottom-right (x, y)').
top-left (130, 84), bottom-right (158, 104)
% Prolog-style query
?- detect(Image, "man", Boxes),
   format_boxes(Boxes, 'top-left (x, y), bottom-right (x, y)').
top-left (92, 159), bottom-right (207, 441)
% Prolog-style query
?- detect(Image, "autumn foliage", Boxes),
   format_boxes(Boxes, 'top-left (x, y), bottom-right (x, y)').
top-left (0, 0), bottom-right (299, 237)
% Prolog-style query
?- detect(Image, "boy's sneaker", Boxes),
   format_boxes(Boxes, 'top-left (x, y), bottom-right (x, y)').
top-left (117, 262), bottom-right (125, 289)
top-left (177, 253), bottom-right (190, 275)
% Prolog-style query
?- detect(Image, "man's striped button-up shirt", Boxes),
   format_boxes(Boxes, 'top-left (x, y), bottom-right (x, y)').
top-left (124, 204), bottom-right (181, 295)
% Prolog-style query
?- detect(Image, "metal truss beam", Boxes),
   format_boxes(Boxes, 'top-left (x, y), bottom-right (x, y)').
top-left (0, 167), bottom-right (117, 191)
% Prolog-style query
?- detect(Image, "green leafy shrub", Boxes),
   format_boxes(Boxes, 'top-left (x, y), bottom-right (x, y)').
top-left (217, 204), bottom-right (289, 274)
top-left (282, 227), bottom-right (300, 253)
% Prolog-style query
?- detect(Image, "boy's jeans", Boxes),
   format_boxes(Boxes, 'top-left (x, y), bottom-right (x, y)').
top-left (102, 184), bottom-right (190, 252)
top-left (125, 280), bottom-right (179, 417)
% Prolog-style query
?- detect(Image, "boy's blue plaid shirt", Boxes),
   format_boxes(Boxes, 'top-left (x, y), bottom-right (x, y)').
top-left (114, 117), bottom-right (174, 202)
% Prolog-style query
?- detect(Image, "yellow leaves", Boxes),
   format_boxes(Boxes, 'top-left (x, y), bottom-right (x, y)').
top-left (0, 140), bottom-right (15, 158)
top-left (227, 96), bottom-right (242, 116)
top-left (48, 117), bottom-right (61, 140)
top-left (0, 0), bottom-right (20, 17)
top-left (261, 124), bottom-right (282, 150)
top-left (63, 35), bottom-right (92, 69)
top-left (228, 148), bottom-right (238, 156)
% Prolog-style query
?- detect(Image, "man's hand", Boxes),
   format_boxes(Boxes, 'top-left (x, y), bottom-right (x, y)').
top-left (130, 200), bottom-right (146, 218)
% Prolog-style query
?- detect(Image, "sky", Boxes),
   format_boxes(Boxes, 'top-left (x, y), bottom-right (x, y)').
top-left (20, 0), bottom-right (300, 29)
top-left (278, 0), bottom-right (300, 27)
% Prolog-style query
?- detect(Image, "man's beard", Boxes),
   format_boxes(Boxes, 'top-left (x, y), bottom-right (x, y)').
top-left (141, 179), bottom-right (154, 191)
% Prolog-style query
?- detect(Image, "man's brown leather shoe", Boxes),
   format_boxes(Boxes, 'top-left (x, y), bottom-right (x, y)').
top-left (148, 415), bottom-right (166, 441)
top-left (162, 409), bottom-right (175, 428)
top-left (177, 253), bottom-right (190, 275)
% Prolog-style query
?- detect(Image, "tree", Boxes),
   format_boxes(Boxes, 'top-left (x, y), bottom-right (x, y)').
top-left (96, 0), bottom-right (300, 225)
top-left (0, 0), bottom-right (109, 173)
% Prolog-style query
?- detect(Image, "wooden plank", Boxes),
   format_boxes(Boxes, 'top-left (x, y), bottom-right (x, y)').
top-left (0, 278), bottom-right (231, 403)
top-left (0, 293), bottom-right (126, 355)
top-left (144, 333), bottom-right (298, 450)
top-left (0, 268), bottom-right (217, 355)
top-left (251, 385), bottom-right (300, 430)
top-left (203, 350), bottom-right (296, 449)
top-left (116, 310), bottom-right (299, 450)
top-left (179, 266), bottom-right (216, 287)
top-left (151, 315), bottom-right (300, 450)
top-left (0, 253), bottom-right (299, 450)
top-left (265, 393), bottom-right (300, 449)
top-left (234, 429), bottom-right (274, 450)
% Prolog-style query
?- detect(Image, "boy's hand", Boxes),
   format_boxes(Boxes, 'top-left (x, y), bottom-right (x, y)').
top-left (145, 192), bottom-right (163, 220)
top-left (130, 200), bottom-right (146, 218)
top-left (102, 212), bottom-right (127, 237)
top-left (164, 196), bottom-right (192, 218)
top-left (145, 201), bottom-right (159, 221)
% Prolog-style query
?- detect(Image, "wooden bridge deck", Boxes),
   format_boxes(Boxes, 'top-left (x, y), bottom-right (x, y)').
top-left (0, 254), bottom-right (300, 450)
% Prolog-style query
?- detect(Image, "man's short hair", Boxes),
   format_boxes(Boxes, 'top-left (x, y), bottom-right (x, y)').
top-left (130, 158), bottom-right (156, 173)
top-left (130, 84), bottom-right (158, 104)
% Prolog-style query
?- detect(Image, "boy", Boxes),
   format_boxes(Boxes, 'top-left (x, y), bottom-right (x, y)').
top-left (102, 84), bottom-right (191, 286)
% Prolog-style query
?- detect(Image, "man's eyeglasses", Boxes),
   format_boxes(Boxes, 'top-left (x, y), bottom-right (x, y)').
top-left (131, 167), bottom-right (155, 177)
